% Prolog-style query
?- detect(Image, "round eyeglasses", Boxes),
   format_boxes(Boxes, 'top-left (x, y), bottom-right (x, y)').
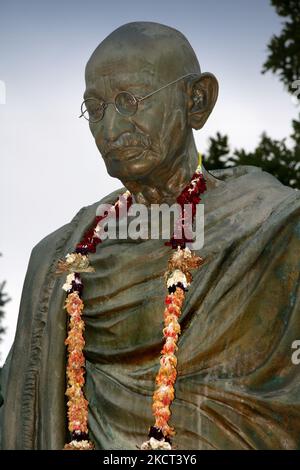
top-left (79, 72), bottom-right (198, 123)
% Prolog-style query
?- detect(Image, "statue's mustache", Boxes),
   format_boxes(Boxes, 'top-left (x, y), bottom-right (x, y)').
top-left (101, 132), bottom-right (151, 156)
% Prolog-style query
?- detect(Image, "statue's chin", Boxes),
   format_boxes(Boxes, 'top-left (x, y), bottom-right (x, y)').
top-left (103, 148), bottom-right (160, 181)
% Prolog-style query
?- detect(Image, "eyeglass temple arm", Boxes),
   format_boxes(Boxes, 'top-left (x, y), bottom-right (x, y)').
top-left (137, 72), bottom-right (198, 102)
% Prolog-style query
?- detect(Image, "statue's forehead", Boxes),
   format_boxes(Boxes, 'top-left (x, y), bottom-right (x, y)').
top-left (92, 52), bottom-right (154, 69)
top-left (86, 54), bottom-right (156, 79)
top-left (85, 55), bottom-right (159, 95)
top-left (84, 70), bottom-right (154, 98)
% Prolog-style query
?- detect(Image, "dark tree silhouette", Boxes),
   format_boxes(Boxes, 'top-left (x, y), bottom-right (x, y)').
top-left (204, 119), bottom-right (300, 189)
top-left (262, 0), bottom-right (300, 90)
top-left (204, 0), bottom-right (300, 189)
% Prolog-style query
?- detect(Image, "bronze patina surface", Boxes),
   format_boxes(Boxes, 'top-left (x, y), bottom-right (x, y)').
top-left (1, 22), bottom-right (300, 449)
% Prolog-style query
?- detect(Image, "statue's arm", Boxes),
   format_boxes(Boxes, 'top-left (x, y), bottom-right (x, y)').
top-left (0, 220), bottom-right (71, 449)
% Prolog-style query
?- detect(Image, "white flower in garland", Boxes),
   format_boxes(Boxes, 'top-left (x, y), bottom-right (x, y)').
top-left (140, 437), bottom-right (172, 450)
top-left (166, 269), bottom-right (189, 289)
top-left (64, 440), bottom-right (94, 450)
top-left (62, 273), bottom-right (76, 292)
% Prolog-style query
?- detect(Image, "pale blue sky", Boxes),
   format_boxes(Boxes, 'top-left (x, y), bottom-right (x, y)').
top-left (0, 0), bottom-right (298, 363)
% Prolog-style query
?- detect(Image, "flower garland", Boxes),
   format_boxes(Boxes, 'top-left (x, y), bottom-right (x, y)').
top-left (141, 248), bottom-right (203, 450)
top-left (56, 153), bottom-right (206, 450)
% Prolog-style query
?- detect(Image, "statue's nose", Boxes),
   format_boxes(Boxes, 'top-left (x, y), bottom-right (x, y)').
top-left (97, 102), bottom-right (135, 144)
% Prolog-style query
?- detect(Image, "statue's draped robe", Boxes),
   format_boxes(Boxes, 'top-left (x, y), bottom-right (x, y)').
top-left (1, 165), bottom-right (300, 450)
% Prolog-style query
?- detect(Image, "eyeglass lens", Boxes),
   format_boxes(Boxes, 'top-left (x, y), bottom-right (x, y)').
top-left (82, 92), bottom-right (138, 122)
top-left (81, 98), bottom-right (105, 122)
top-left (115, 92), bottom-right (138, 116)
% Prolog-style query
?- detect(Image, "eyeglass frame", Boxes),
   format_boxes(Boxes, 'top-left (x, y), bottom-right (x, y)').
top-left (79, 72), bottom-right (198, 123)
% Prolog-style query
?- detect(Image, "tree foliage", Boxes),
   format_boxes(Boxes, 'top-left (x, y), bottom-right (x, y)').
top-left (262, 0), bottom-right (300, 89)
top-left (204, 0), bottom-right (300, 189)
top-left (204, 118), bottom-right (300, 189)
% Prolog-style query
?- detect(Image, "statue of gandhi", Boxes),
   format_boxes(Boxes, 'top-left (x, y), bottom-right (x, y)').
top-left (1, 21), bottom-right (300, 450)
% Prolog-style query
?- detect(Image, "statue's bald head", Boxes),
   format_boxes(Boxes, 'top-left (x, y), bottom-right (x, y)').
top-left (86, 22), bottom-right (200, 84)
top-left (83, 21), bottom-right (218, 184)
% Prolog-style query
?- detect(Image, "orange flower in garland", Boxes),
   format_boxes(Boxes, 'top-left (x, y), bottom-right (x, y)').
top-left (63, 291), bottom-right (94, 450)
top-left (140, 288), bottom-right (183, 449)
top-left (156, 289), bottom-right (183, 412)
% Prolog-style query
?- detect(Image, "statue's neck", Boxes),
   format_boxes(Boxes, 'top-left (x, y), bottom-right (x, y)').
top-left (122, 140), bottom-right (222, 206)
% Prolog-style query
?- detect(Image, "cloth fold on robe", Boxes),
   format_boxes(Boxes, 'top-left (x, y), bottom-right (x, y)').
top-left (1, 165), bottom-right (300, 449)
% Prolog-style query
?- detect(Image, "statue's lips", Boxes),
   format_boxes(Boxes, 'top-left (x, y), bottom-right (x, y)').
top-left (105, 146), bottom-right (147, 160)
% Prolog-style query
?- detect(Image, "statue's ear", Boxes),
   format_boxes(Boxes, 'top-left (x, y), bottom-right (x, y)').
top-left (187, 72), bottom-right (219, 130)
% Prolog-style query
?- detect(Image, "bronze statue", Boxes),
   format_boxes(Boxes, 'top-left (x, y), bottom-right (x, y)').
top-left (1, 21), bottom-right (300, 450)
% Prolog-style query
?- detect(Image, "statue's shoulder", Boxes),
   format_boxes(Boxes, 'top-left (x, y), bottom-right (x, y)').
top-left (211, 164), bottom-right (298, 195)
top-left (211, 164), bottom-right (282, 184)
